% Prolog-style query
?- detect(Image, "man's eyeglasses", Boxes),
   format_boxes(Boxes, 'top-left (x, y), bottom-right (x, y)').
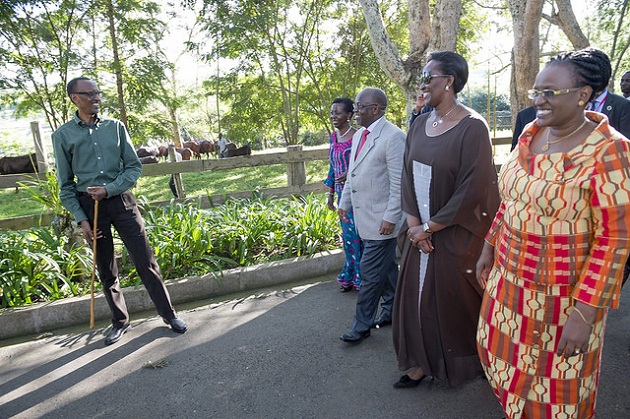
top-left (72, 91), bottom-right (103, 99)
top-left (527, 88), bottom-right (580, 100)
top-left (420, 72), bottom-right (449, 85)
top-left (354, 103), bottom-right (379, 111)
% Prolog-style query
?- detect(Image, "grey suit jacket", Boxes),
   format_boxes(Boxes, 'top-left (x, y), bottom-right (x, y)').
top-left (339, 117), bottom-right (406, 241)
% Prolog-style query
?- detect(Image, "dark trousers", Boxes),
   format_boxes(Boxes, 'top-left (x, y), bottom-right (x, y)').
top-left (80, 191), bottom-right (176, 327)
top-left (351, 238), bottom-right (398, 333)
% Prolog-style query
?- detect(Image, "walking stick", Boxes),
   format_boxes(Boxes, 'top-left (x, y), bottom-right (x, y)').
top-left (90, 199), bottom-right (99, 329)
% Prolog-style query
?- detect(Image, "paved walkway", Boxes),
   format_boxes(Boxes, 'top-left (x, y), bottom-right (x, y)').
top-left (1, 277), bottom-right (629, 418)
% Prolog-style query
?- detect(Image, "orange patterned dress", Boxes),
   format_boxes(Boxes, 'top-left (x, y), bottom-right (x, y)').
top-left (477, 112), bottom-right (630, 418)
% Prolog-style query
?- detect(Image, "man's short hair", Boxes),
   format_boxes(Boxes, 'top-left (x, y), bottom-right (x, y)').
top-left (66, 77), bottom-right (92, 96)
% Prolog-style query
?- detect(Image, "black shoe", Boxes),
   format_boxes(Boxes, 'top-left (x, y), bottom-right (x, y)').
top-left (340, 285), bottom-right (354, 292)
top-left (393, 374), bottom-right (427, 389)
top-left (372, 316), bottom-right (392, 329)
top-left (104, 323), bottom-right (131, 345)
top-left (163, 317), bottom-right (187, 333)
top-left (340, 330), bottom-right (370, 343)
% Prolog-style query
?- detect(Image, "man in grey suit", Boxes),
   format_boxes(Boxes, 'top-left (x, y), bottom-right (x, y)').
top-left (338, 87), bottom-right (406, 343)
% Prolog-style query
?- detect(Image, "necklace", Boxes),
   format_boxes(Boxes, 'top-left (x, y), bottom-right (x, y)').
top-left (337, 125), bottom-right (353, 139)
top-left (432, 102), bottom-right (459, 127)
top-left (541, 119), bottom-right (587, 151)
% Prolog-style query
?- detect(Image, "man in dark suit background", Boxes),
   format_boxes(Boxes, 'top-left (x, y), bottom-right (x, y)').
top-left (510, 105), bottom-right (537, 151)
top-left (620, 70), bottom-right (630, 99)
top-left (591, 88), bottom-right (630, 139)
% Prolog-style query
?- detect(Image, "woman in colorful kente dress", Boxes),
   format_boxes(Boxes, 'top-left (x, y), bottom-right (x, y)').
top-left (324, 97), bottom-right (362, 292)
top-left (476, 48), bottom-right (630, 418)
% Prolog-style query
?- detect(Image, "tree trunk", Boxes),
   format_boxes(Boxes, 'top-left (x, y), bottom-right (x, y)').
top-left (552, 0), bottom-right (589, 49)
top-left (105, 0), bottom-right (128, 128)
top-left (508, 0), bottom-right (544, 124)
top-left (359, 0), bottom-right (462, 122)
top-left (429, 0), bottom-right (462, 53)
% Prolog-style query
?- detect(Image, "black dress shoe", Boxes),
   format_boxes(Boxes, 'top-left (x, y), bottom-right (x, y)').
top-left (104, 323), bottom-right (131, 345)
top-left (393, 374), bottom-right (427, 389)
top-left (372, 316), bottom-right (392, 328)
top-left (163, 317), bottom-right (187, 333)
top-left (340, 330), bottom-right (370, 343)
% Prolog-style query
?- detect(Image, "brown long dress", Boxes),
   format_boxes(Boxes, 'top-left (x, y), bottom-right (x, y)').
top-left (393, 112), bottom-right (500, 386)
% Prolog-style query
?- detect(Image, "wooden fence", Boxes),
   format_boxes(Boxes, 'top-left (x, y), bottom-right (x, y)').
top-left (0, 123), bottom-right (512, 230)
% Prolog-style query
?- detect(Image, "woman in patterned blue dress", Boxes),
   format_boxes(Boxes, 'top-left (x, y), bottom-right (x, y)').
top-left (324, 98), bottom-right (363, 291)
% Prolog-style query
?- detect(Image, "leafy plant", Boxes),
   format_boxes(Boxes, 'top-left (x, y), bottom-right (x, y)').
top-left (0, 192), bottom-right (341, 308)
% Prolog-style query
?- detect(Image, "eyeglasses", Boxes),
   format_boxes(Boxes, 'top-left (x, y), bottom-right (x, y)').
top-left (527, 88), bottom-right (580, 100)
top-left (353, 103), bottom-right (379, 111)
top-left (72, 91), bottom-right (103, 98)
top-left (420, 72), bottom-right (449, 85)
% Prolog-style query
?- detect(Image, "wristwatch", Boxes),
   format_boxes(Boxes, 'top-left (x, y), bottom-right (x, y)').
top-left (422, 222), bottom-right (433, 234)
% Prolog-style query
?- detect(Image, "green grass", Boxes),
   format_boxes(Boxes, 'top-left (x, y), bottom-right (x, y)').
top-left (0, 160), bottom-right (330, 218)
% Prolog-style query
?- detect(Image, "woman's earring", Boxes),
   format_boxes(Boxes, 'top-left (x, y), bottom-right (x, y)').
top-left (445, 85), bottom-right (450, 91)
top-left (578, 100), bottom-right (585, 107)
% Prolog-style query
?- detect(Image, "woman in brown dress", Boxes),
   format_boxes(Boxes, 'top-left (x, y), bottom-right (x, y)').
top-left (392, 51), bottom-right (501, 388)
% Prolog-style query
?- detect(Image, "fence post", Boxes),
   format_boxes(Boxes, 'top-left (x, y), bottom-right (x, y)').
top-left (168, 145), bottom-right (186, 199)
top-left (30, 121), bottom-right (48, 174)
top-left (286, 144), bottom-right (306, 189)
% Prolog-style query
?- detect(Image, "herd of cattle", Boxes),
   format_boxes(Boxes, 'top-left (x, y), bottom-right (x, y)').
top-left (137, 139), bottom-right (252, 164)
top-left (0, 139), bottom-right (253, 175)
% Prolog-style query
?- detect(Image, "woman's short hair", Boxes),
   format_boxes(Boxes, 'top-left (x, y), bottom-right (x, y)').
top-left (332, 97), bottom-right (354, 114)
top-left (428, 51), bottom-right (469, 94)
top-left (547, 48), bottom-right (611, 101)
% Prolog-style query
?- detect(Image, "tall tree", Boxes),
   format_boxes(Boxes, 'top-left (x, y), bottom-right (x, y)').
top-left (0, 0), bottom-right (91, 130)
top-left (199, 0), bottom-right (332, 145)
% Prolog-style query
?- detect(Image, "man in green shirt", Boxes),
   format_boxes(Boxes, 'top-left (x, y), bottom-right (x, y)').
top-left (52, 76), bottom-right (187, 345)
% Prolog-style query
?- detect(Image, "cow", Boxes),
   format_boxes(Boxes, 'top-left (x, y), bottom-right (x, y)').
top-left (139, 156), bottom-right (159, 164)
top-left (136, 146), bottom-right (159, 158)
top-left (0, 153), bottom-right (38, 175)
top-left (225, 143), bottom-right (252, 157)
top-left (176, 147), bottom-right (193, 161)
top-left (157, 145), bottom-right (169, 160)
top-left (183, 140), bottom-right (201, 159)
top-left (198, 139), bottom-right (215, 159)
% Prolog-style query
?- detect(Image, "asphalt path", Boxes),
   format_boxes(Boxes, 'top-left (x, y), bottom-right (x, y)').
top-left (1, 276), bottom-right (629, 418)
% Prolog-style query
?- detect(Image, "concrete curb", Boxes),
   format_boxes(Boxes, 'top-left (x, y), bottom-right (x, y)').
top-left (0, 249), bottom-right (344, 340)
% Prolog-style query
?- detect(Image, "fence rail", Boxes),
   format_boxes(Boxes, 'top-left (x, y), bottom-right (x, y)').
top-left (0, 137), bottom-right (513, 230)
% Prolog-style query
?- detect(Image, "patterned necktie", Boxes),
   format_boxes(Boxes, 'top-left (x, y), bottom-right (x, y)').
top-left (355, 129), bottom-right (370, 160)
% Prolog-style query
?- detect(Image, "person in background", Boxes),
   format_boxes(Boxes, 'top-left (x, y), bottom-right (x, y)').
top-left (168, 146), bottom-right (183, 198)
top-left (620, 70), bottom-right (630, 99)
top-left (324, 97), bottom-right (362, 292)
top-left (52, 76), bottom-right (187, 346)
top-left (476, 47), bottom-right (630, 418)
top-left (510, 105), bottom-right (536, 151)
top-left (217, 133), bottom-right (228, 158)
top-left (392, 51), bottom-right (500, 389)
top-left (409, 93), bottom-right (432, 127)
top-left (588, 64), bottom-right (630, 139)
top-left (338, 87), bottom-right (406, 343)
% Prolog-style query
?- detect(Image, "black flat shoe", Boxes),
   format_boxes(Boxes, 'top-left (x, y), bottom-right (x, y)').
top-left (340, 285), bottom-right (354, 292)
top-left (393, 374), bottom-right (427, 389)
top-left (339, 330), bottom-right (370, 343)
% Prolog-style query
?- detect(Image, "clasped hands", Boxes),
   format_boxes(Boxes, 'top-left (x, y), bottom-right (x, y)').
top-left (407, 225), bottom-right (433, 253)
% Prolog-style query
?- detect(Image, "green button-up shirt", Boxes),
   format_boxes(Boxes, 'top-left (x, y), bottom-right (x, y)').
top-left (52, 113), bottom-right (142, 223)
